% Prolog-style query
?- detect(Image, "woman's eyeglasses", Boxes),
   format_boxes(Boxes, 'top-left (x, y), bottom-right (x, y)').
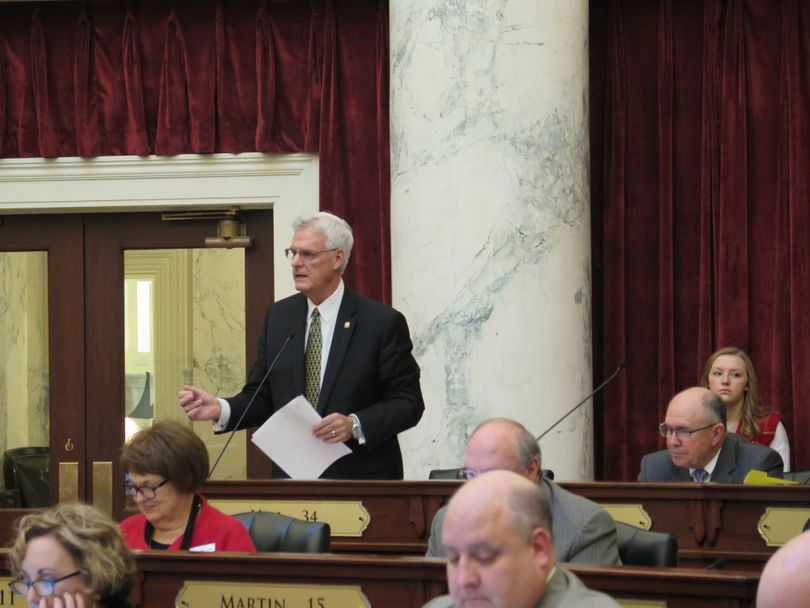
top-left (9, 571), bottom-right (81, 596)
top-left (124, 477), bottom-right (170, 500)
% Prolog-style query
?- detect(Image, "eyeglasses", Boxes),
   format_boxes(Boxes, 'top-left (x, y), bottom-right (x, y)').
top-left (124, 478), bottom-right (170, 500)
top-left (658, 423), bottom-right (717, 440)
top-left (284, 248), bottom-right (338, 261)
top-left (9, 571), bottom-right (81, 597)
top-left (459, 467), bottom-right (485, 480)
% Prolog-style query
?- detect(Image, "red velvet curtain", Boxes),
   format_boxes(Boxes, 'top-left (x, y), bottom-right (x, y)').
top-left (0, 0), bottom-right (390, 302)
top-left (591, 0), bottom-right (810, 479)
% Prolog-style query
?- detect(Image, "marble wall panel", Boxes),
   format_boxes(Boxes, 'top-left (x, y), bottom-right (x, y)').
top-left (391, 0), bottom-right (592, 480)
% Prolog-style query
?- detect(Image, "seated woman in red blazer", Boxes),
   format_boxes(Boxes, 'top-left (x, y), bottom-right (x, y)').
top-left (119, 420), bottom-right (255, 552)
top-left (701, 346), bottom-right (790, 472)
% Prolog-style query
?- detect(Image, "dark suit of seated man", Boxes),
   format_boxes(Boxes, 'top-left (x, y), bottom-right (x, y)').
top-left (427, 418), bottom-right (620, 566)
top-left (639, 387), bottom-right (783, 483)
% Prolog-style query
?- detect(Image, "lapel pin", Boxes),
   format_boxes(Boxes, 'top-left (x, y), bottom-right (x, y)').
top-left (344, 321), bottom-right (351, 329)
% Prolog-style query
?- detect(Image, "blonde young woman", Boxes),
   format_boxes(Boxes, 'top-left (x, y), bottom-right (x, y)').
top-left (701, 347), bottom-right (790, 471)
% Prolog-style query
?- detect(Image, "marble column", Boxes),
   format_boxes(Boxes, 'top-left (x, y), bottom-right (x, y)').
top-left (390, 0), bottom-right (592, 480)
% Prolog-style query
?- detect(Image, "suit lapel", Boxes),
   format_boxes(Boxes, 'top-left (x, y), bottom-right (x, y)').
top-left (672, 466), bottom-right (693, 482)
top-left (710, 435), bottom-right (736, 483)
top-left (318, 287), bottom-right (356, 412)
top-left (290, 296), bottom-right (308, 398)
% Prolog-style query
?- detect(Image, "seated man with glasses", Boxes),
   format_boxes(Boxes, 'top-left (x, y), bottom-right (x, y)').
top-left (639, 387), bottom-right (783, 483)
top-left (424, 470), bottom-right (619, 608)
top-left (426, 418), bottom-right (620, 566)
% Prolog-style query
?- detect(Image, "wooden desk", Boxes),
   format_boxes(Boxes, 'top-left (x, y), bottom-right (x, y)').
top-left (570, 563), bottom-right (758, 608)
top-left (565, 482), bottom-right (810, 570)
top-left (0, 550), bottom-right (758, 608)
top-left (201, 479), bottom-right (457, 554)
top-left (130, 552), bottom-right (446, 608)
top-left (200, 479), bottom-right (810, 570)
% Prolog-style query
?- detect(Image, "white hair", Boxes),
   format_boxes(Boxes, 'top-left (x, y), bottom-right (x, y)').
top-left (292, 211), bottom-right (354, 274)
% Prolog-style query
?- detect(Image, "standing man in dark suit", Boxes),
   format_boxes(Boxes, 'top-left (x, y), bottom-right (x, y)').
top-left (639, 387), bottom-right (783, 483)
top-left (179, 212), bottom-right (424, 479)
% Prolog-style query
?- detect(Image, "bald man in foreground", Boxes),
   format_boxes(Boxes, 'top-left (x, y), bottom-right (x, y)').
top-left (757, 531), bottom-right (810, 608)
top-left (423, 470), bottom-right (619, 608)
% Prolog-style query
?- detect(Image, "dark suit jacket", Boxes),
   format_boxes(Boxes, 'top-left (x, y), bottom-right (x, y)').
top-left (223, 285), bottom-right (424, 479)
top-left (638, 432), bottom-right (784, 483)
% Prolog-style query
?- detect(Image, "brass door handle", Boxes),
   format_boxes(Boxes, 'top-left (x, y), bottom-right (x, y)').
top-left (92, 462), bottom-right (114, 517)
top-left (58, 462), bottom-right (79, 503)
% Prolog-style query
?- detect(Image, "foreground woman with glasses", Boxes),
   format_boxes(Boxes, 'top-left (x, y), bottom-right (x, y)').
top-left (119, 419), bottom-right (255, 552)
top-left (8, 502), bottom-right (136, 607)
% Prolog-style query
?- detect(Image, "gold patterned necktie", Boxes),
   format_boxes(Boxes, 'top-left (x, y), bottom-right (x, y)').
top-left (304, 307), bottom-right (322, 407)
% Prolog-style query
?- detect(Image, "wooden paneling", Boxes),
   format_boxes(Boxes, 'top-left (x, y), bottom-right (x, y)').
top-left (200, 479), bottom-right (810, 569)
top-left (0, 550), bottom-right (759, 608)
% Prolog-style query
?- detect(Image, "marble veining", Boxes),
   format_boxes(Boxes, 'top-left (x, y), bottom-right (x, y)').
top-left (391, 0), bottom-right (591, 479)
top-left (191, 248), bottom-right (248, 479)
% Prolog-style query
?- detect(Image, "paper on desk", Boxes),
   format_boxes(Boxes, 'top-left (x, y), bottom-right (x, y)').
top-left (250, 395), bottom-right (351, 479)
top-left (743, 470), bottom-right (798, 485)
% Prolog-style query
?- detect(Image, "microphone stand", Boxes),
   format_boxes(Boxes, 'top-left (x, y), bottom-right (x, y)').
top-left (208, 334), bottom-right (294, 478)
top-left (536, 362), bottom-right (626, 442)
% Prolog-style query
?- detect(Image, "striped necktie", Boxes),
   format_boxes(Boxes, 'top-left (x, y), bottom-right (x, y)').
top-left (304, 308), bottom-right (322, 407)
top-left (692, 468), bottom-right (708, 483)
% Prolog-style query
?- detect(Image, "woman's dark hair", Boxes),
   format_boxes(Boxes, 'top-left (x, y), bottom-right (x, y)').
top-left (120, 419), bottom-right (209, 493)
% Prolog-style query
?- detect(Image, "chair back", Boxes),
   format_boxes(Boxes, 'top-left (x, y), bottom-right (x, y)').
top-left (128, 371), bottom-right (154, 419)
top-left (3, 447), bottom-right (50, 508)
top-left (783, 470), bottom-right (810, 484)
top-left (428, 468), bottom-right (462, 480)
top-left (428, 468), bottom-right (554, 480)
top-left (615, 521), bottom-right (678, 567)
top-left (233, 511), bottom-right (330, 553)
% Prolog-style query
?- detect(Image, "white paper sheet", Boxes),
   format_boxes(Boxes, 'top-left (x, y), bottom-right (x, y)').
top-left (250, 395), bottom-right (352, 479)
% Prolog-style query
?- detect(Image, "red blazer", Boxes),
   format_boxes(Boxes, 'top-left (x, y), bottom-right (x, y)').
top-left (738, 412), bottom-right (782, 447)
top-left (120, 495), bottom-right (256, 552)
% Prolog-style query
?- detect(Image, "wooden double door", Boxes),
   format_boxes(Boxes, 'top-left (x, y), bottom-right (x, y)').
top-left (0, 211), bottom-right (275, 541)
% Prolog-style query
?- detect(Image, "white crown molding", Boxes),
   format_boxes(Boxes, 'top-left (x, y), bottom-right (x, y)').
top-left (0, 152), bottom-right (319, 301)
top-left (0, 152), bottom-right (318, 214)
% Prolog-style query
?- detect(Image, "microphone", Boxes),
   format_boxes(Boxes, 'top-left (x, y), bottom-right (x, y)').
top-left (208, 333), bottom-right (294, 478)
top-left (536, 362), bottom-right (626, 441)
top-left (705, 558), bottom-right (726, 570)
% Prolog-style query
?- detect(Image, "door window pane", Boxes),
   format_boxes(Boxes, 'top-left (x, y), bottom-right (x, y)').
top-left (0, 252), bottom-right (50, 508)
top-left (124, 248), bottom-right (246, 480)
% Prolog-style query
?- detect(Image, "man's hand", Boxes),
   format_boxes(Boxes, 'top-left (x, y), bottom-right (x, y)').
top-left (313, 413), bottom-right (353, 443)
top-left (178, 385), bottom-right (222, 422)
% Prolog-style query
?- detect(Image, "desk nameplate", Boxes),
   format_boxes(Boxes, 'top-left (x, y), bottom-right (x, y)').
top-left (757, 507), bottom-right (810, 546)
top-left (208, 499), bottom-right (371, 537)
top-left (177, 581), bottom-right (370, 608)
top-left (616, 600), bottom-right (666, 608)
top-left (0, 577), bottom-right (19, 607)
top-left (599, 504), bottom-right (652, 530)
